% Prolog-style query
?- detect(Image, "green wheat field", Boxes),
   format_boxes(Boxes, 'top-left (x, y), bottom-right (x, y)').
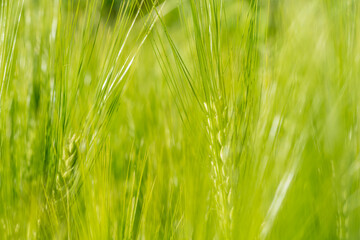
top-left (1, 0), bottom-right (360, 239)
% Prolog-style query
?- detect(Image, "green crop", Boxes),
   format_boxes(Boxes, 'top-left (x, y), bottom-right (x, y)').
top-left (1, 0), bottom-right (360, 239)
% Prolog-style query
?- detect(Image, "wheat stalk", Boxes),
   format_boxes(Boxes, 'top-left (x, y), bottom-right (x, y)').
top-left (56, 134), bottom-right (80, 198)
top-left (205, 95), bottom-right (233, 237)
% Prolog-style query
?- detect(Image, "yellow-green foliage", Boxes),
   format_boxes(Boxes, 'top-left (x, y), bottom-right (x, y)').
top-left (1, 0), bottom-right (360, 239)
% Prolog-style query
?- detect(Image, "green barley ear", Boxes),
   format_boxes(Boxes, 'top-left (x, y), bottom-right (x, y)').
top-left (56, 134), bottom-right (80, 198)
top-left (154, 0), bottom-right (240, 236)
top-left (205, 95), bottom-right (233, 237)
